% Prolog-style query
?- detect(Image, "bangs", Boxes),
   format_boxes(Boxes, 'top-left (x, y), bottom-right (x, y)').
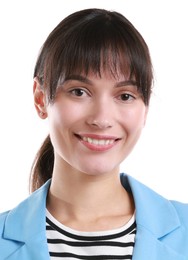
top-left (35, 9), bottom-right (153, 104)
top-left (56, 39), bottom-right (133, 88)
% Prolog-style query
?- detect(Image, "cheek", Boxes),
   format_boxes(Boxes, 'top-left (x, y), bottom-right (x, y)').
top-left (47, 104), bottom-right (67, 137)
top-left (121, 106), bottom-right (147, 133)
top-left (134, 108), bottom-right (147, 127)
top-left (47, 101), bottom-right (86, 132)
top-left (46, 106), bottom-right (72, 155)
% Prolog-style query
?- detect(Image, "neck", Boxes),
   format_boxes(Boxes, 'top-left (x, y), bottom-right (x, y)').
top-left (47, 159), bottom-right (134, 231)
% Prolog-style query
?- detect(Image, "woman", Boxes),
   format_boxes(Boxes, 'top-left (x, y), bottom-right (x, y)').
top-left (0, 8), bottom-right (188, 260)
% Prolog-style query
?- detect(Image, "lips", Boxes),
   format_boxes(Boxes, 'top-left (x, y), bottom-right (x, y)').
top-left (75, 133), bottom-right (120, 151)
top-left (82, 136), bottom-right (115, 145)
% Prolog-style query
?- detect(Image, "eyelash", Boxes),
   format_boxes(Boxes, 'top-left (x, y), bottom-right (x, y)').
top-left (118, 93), bottom-right (135, 102)
top-left (69, 88), bottom-right (89, 97)
top-left (68, 87), bottom-right (136, 102)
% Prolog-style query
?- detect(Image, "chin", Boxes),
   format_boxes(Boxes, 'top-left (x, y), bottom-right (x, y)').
top-left (79, 164), bottom-right (119, 177)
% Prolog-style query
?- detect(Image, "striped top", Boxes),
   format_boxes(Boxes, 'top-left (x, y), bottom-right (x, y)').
top-left (46, 210), bottom-right (136, 259)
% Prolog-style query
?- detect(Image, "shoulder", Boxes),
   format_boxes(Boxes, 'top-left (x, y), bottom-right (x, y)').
top-left (0, 210), bottom-right (22, 259)
top-left (0, 210), bottom-right (12, 238)
top-left (0, 179), bottom-right (50, 229)
top-left (121, 173), bottom-right (188, 231)
top-left (0, 210), bottom-right (9, 235)
top-left (171, 200), bottom-right (188, 226)
top-left (0, 180), bottom-right (50, 234)
top-left (162, 200), bottom-right (188, 254)
top-left (0, 181), bottom-right (51, 259)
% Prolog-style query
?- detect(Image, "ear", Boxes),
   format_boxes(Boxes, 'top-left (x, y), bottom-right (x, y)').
top-left (33, 77), bottom-right (48, 119)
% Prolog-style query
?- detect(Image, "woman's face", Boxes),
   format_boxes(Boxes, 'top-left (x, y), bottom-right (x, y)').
top-left (43, 71), bottom-right (148, 176)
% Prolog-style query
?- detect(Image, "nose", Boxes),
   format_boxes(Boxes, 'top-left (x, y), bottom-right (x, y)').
top-left (87, 118), bottom-right (112, 129)
top-left (86, 100), bottom-right (114, 129)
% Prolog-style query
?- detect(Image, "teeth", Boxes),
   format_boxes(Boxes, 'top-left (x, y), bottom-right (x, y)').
top-left (82, 137), bottom-right (114, 145)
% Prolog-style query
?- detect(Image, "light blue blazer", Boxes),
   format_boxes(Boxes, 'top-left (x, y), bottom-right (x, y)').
top-left (0, 174), bottom-right (188, 260)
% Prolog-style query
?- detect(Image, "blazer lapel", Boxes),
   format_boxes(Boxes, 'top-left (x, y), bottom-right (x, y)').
top-left (2, 180), bottom-right (51, 259)
top-left (121, 174), bottom-right (187, 260)
top-left (132, 225), bottom-right (186, 260)
top-left (1, 234), bottom-right (50, 260)
top-left (2, 174), bottom-right (186, 259)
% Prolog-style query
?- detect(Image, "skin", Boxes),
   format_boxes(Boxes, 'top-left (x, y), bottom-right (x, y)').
top-left (33, 70), bottom-right (148, 232)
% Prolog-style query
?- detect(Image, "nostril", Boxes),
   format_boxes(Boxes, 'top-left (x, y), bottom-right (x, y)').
top-left (88, 119), bottom-right (113, 129)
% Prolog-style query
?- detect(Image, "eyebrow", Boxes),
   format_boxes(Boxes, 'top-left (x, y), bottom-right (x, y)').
top-left (63, 75), bottom-right (93, 85)
top-left (115, 80), bottom-right (137, 88)
top-left (62, 75), bottom-right (137, 88)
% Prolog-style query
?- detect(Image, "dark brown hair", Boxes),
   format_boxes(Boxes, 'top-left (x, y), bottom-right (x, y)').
top-left (30, 8), bottom-right (153, 192)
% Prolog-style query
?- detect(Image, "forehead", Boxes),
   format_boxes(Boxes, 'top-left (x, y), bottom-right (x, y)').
top-left (59, 66), bottom-right (134, 85)
top-left (60, 72), bottom-right (137, 92)
top-left (59, 57), bottom-right (132, 86)
top-left (83, 68), bottom-right (132, 82)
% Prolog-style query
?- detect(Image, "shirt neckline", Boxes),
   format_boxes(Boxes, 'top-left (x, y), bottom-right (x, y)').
top-left (46, 209), bottom-right (136, 236)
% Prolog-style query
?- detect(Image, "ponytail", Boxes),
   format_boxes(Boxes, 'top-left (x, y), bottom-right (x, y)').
top-left (29, 135), bottom-right (54, 193)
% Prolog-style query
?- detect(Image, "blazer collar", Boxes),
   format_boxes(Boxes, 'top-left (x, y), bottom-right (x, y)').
top-left (3, 175), bottom-right (186, 260)
top-left (121, 173), bottom-right (180, 238)
top-left (5, 175), bottom-right (180, 241)
top-left (121, 173), bottom-right (186, 260)
top-left (3, 180), bottom-right (51, 242)
top-left (3, 180), bottom-right (51, 259)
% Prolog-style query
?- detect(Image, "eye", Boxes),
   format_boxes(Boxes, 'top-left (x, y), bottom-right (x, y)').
top-left (118, 93), bottom-right (135, 102)
top-left (70, 88), bottom-right (88, 97)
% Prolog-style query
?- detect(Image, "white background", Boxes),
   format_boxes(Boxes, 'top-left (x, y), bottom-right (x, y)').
top-left (0, 0), bottom-right (188, 212)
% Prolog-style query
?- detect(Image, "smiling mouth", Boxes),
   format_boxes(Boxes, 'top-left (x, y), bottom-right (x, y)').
top-left (82, 137), bottom-right (115, 145)
top-left (75, 134), bottom-right (120, 146)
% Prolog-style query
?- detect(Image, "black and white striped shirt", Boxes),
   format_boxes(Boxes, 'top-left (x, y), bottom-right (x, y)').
top-left (46, 210), bottom-right (136, 259)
